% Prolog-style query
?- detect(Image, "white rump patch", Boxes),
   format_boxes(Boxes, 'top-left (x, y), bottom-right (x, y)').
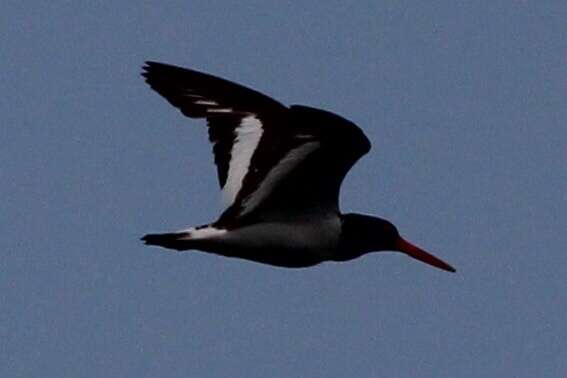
top-left (240, 141), bottom-right (320, 216)
top-left (177, 226), bottom-right (227, 240)
top-left (222, 115), bottom-right (263, 205)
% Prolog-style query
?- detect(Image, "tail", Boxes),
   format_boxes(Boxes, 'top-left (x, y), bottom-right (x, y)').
top-left (141, 232), bottom-right (191, 251)
top-left (142, 225), bottom-right (227, 252)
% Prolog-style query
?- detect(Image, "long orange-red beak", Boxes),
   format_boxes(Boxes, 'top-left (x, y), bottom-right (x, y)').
top-left (395, 237), bottom-right (456, 272)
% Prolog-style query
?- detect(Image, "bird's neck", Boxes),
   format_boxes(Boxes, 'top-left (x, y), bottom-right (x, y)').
top-left (334, 213), bottom-right (395, 262)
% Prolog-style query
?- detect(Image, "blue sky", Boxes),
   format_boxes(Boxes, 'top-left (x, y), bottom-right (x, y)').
top-left (2, 1), bottom-right (566, 377)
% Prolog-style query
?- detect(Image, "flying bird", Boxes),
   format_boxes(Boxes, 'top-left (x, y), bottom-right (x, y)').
top-left (141, 61), bottom-right (455, 272)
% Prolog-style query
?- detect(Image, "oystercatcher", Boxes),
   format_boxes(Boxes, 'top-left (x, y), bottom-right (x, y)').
top-left (141, 62), bottom-right (455, 272)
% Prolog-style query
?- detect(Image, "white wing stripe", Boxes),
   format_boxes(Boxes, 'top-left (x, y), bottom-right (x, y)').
top-left (240, 141), bottom-right (320, 216)
top-left (222, 115), bottom-right (264, 205)
top-left (183, 92), bottom-right (204, 99)
top-left (194, 100), bottom-right (219, 105)
top-left (207, 108), bottom-right (233, 113)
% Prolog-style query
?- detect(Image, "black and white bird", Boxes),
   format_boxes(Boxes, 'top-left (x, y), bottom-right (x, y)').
top-left (141, 62), bottom-right (455, 272)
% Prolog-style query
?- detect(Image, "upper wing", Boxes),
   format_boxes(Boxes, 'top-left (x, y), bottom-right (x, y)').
top-left (142, 62), bottom-right (371, 224)
top-left (142, 61), bottom-right (287, 205)
top-left (216, 105), bottom-right (371, 226)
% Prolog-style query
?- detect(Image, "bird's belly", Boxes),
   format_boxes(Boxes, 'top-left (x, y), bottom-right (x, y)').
top-left (201, 218), bottom-right (341, 267)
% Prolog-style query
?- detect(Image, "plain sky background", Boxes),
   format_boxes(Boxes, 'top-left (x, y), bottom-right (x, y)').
top-left (2, 1), bottom-right (566, 377)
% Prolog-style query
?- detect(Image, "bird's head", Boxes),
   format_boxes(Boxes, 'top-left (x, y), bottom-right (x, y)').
top-left (341, 213), bottom-right (455, 272)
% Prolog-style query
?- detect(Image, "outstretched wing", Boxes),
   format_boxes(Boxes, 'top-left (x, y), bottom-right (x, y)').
top-left (142, 61), bottom-right (287, 205)
top-left (141, 62), bottom-right (371, 225)
top-left (216, 105), bottom-right (371, 226)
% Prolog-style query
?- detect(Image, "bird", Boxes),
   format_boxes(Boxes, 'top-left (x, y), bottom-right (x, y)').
top-left (140, 61), bottom-right (456, 272)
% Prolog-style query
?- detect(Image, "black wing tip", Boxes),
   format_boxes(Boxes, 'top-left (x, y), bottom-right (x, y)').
top-left (144, 60), bottom-right (160, 66)
top-left (142, 60), bottom-right (172, 70)
top-left (141, 61), bottom-right (212, 93)
top-left (140, 61), bottom-right (186, 100)
top-left (141, 233), bottom-right (156, 244)
top-left (140, 61), bottom-right (155, 81)
top-left (141, 61), bottom-right (182, 80)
